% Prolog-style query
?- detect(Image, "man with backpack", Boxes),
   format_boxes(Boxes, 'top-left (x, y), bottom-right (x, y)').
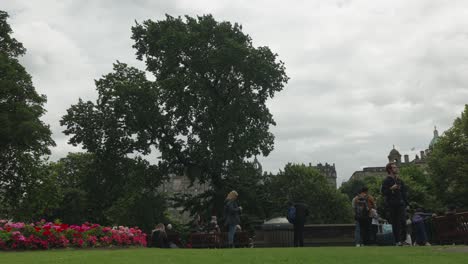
top-left (287, 201), bottom-right (309, 247)
top-left (352, 187), bottom-right (376, 246)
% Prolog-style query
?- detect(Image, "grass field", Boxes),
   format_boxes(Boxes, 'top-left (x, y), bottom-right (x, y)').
top-left (1, 246), bottom-right (467, 264)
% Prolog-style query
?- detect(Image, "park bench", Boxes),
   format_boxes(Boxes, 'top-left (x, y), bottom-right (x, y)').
top-left (189, 231), bottom-right (250, 248)
top-left (432, 212), bottom-right (468, 244)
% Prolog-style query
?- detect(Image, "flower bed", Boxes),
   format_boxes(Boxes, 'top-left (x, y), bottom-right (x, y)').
top-left (0, 220), bottom-right (147, 250)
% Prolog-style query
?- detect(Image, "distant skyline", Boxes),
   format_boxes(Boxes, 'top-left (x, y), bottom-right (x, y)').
top-left (4, 0), bottom-right (467, 185)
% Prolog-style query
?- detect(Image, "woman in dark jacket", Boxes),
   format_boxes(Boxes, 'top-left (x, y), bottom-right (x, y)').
top-left (150, 223), bottom-right (169, 248)
top-left (224, 190), bottom-right (242, 248)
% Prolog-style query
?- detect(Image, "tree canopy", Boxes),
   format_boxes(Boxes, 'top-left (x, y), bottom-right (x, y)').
top-left (0, 10), bottom-right (55, 219)
top-left (428, 104), bottom-right (468, 210)
top-left (267, 163), bottom-right (353, 224)
top-left (62, 14), bottom-right (289, 217)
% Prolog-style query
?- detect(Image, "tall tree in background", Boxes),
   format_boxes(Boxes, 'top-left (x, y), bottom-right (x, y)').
top-left (61, 65), bottom-right (168, 227)
top-left (0, 10), bottom-right (55, 219)
top-left (131, 14), bottom-right (288, 213)
top-left (62, 14), bottom-right (288, 217)
top-left (428, 104), bottom-right (468, 210)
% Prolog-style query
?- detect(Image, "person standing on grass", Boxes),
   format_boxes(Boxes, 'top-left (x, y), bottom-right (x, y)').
top-left (224, 190), bottom-right (242, 248)
top-left (381, 162), bottom-right (409, 246)
top-left (292, 201), bottom-right (309, 247)
top-left (352, 187), bottom-right (376, 246)
top-left (352, 194), bottom-right (361, 247)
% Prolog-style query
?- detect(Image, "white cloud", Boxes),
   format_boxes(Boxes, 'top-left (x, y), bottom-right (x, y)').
top-left (4, 0), bottom-right (467, 186)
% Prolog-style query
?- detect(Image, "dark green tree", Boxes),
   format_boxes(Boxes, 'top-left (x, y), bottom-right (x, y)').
top-left (339, 178), bottom-right (367, 200)
top-left (43, 152), bottom-right (167, 231)
top-left (61, 64), bottom-right (167, 226)
top-left (398, 165), bottom-right (441, 211)
top-left (62, 14), bottom-right (288, 218)
top-left (428, 105), bottom-right (468, 210)
top-left (0, 10), bottom-right (55, 219)
top-left (267, 163), bottom-right (353, 224)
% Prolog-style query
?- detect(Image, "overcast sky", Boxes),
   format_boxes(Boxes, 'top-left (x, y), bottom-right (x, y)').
top-left (4, 0), bottom-right (468, 186)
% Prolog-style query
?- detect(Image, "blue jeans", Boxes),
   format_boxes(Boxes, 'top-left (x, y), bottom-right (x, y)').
top-left (228, 224), bottom-right (236, 247)
top-left (355, 221), bottom-right (361, 245)
top-left (414, 222), bottom-right (428, 244)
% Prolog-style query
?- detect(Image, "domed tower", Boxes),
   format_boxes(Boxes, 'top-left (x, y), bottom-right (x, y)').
top-left (388, 145), bottom-right (402, 165)
top-left (429, 126), bottom-right (440, 149)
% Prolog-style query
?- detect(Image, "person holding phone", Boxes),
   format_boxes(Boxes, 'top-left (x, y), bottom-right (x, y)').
top-left (381, 162), bottom-right (409, 246)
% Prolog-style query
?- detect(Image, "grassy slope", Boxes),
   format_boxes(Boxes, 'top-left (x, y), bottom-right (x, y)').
top-left (0, 247), bottom-right (467, 264)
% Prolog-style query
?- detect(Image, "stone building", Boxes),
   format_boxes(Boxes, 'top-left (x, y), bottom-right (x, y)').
top-left (348, 127), bottom-right (440, 181)
top-left (159, 174), bottom-right (210, 223)
top-left (310, 162), bottom-right (337, 188)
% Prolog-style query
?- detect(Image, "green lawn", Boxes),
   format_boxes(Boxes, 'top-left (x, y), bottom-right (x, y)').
top-left (1, 247), bottom-right (467, 264)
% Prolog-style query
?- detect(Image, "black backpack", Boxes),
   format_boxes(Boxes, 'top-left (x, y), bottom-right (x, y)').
top-left (355, 195), bottom-right (369, 220)
top-left (286, 206), bottom-right (296, 224)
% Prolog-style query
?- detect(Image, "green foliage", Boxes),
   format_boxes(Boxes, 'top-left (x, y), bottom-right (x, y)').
top-left (104, 157), bottom-right (168, 233)
top-left (398, 165), bottom-right (441, 211)
top-left (130, 14), bottom-right (288, 187)
top-left (0, 10), bottom-right (55, 219)
top-left (428, 104), bottom-right (468, 210)
top-left (339, 178), bottom-right (367, 200)
top-left (13, 162), bottom-right (62, 222)
top-left (340, 164), bottom-right (444, 215)
top-left (48, 153), bottom-right (96, 224)
top-left (61, 14), bottom-right (288, 223)
top-left (0, 11), bottom-right (25, 57)
top-left (267, 163), bottom-right (353, 224)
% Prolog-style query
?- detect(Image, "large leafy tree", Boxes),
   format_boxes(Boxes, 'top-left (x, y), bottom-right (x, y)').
top-left (0, 10), bottom-right (55, 219)
top-left (61, 64), bottom-right (168, 226)
top-left (62, 14), bottom-right (288, 217)
top-left (398, 165), bottom-right (441, 211)
top-left (428, 104), bottom-right (468, 210)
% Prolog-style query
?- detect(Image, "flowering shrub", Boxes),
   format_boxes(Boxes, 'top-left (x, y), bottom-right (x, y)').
top-left (0, 219), bottom-right (147, 250)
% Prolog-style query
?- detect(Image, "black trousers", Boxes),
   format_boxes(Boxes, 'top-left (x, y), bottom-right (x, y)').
top-left (388, 206), bottom-right (406, 243)
top-left (358, 217), bottom-right (372, 245)
top-left (293, 223), bottom-right (304, 247)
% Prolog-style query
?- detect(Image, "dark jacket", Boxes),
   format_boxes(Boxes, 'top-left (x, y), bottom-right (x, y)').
top-left (381, 175), bottom-right (408, 207)
top-left (224, 200), bottom-right (241, 226)
top-left (294, 202), bottom-right (309, 226)
top-left (151, 230), bottom-right (169, 248)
